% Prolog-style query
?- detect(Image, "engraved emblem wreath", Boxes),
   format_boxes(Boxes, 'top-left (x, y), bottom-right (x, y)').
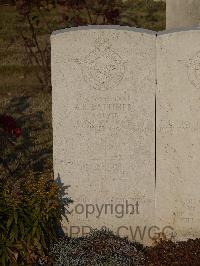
top-left (74, 36), bottom-right (126, 91)
top-left (185, 50), bottom-right (200, 89)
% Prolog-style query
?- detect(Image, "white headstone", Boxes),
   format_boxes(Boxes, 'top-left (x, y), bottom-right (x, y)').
top-left (51, 26), bottom-right (156, 245)
top-left (156, 29), bottom-right (200, 241)
top-left (166, 0), bottom-right (200, 30)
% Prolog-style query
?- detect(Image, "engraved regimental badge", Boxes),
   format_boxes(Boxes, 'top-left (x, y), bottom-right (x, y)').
top-left (73, 35), bottom-right (126, 91)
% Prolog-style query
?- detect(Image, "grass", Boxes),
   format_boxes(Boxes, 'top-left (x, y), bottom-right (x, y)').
top-left (0, 6), bottom-right (17, 39)
top-left (0, 5), bottom-right (53, 176)
top-left (0, 65), bottom-right (40, 74)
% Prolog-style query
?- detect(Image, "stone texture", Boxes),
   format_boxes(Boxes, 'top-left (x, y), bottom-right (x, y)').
top-left (51, 26), bottom-right (156, 245)
top-left (156, 29), bottom-right (200, 241)
top-left (166, 0), bottom-right (200, 30)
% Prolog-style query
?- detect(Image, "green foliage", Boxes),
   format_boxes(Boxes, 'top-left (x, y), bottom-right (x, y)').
top-left (0, 172), bottom-right (72, 265)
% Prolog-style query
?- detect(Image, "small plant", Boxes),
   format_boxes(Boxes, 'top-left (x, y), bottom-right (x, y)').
top-left (0, 171), bottom-right (72, 265)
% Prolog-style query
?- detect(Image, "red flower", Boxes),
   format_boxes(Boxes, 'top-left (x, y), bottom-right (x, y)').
top-left (14, 127), bottom-right (22, 138)
top-left (0, 115), bottom-right (22, 138)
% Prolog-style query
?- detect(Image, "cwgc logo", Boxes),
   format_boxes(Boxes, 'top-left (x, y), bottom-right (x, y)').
top-left (73, 34), bottom-right (126, 91)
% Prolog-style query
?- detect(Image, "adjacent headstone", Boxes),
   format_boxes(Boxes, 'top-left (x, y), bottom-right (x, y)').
top-left (166, 0), bottom-right (200, 30)
top-left (51, 26), bottom-right (156, 245)
top-left (156, 29), bottom-right (200, 241)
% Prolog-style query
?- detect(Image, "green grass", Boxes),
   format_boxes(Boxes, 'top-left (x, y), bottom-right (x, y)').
top-left (0, 65), bottom-right (41, 74)
top-left (0, 6), bottom-right (18, 40)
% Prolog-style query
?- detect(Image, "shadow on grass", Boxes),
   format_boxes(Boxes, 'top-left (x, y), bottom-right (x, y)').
top-left (0, 94), bottom-right (52, 179)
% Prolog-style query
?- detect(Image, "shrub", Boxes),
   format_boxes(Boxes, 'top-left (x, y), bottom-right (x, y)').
top-left (0, 169), bottom-right (72, 265)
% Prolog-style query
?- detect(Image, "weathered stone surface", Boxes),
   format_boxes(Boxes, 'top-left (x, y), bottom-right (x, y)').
top-left (156, 29), bottom-right (200, 241)
top-left (166, 0), bottom-right (200, 30)
top-left (51, 26), bottom-right (156, 245)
